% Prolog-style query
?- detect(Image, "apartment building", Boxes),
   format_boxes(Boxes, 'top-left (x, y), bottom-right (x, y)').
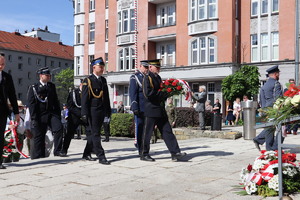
top-left (73, 0), bottom-right (299, 110)
top-left (0, 30), bottom-right (74, 104)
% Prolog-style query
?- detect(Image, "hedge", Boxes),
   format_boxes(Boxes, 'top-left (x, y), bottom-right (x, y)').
top-left (110, 113), bottom-right (135, 137)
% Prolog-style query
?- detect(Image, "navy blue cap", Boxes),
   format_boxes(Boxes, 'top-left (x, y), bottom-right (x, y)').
top-left (38, 67), bottom-right (51, 75)
top-left (140, 60), bottom-right (149, 67)
top-left (91, 57), bottom-right (105, 66)
top-left (266, 65), bottom-right (280, 74)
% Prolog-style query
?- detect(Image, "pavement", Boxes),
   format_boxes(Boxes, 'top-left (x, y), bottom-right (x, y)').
top-left (1, 126), bottom-right (300, 200)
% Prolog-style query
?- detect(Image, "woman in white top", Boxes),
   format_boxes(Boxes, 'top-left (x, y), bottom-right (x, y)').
top-left (233, 97), bottom-right (241, 125)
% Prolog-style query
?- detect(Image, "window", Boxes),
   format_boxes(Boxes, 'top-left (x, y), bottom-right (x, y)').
top-left (124, 86), bottom-right (129, 106)
top-left (158, 4), bottom-right (176, 26)
top-left (158, 43), bottom-right (176, 67)
top-left (89, 55), bottom-right (94, 73)
top-left (261, 33), bottom-right (269, 61)
top-left (272, 0), bottom-right (279, 12)
top-left (76, 25), bottom-right (81, 44)
top-left (190, 0), bottom-right (218, 22)
top-left (76, 56), bottom-right (81, 75)
top-left (118, 47), bottom-right (136, 71)
top-left (76, 0), bottom-right (81, 13)
top-left (271, 32), bottom-right (279, 60)
top-left (251, 0), bottom-right (258, 16)
top-left (261, 0), bottom-right (268, 14)
top-left (59, 62), bottom-right (61, 68)
top-left (118, 9), bottom-right (135, 34)
top-left (251, 34), bottom-right (258, 62)
top-left (191, 36), bottom-right (216, 65)
top-left (51, 61), bottom-right (54, 67)
top-left (207, 82), bottom-right (215, 103)
top-left (36, 58), bottom-right (41, 66)
top-left (28, 57), bottom-right (31, 65)
top-left (89, 23), bottom-right (95, 42)
top-left (65, 63), bottom-right (68, 67)
top-left (18, 63), bottom-right (23, 70)
top-left (105, 20), bottom-right (109, 41)
top-left (89, 0), bottom-right (95, 11)
top-left (18, 56), bottom-right (23, 61)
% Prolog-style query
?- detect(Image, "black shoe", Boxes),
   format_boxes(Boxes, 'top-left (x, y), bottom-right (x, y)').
top-left (171, 152), bottom-right (187, 161)
top-left (253, 139), bottom-right (261, 151)
top-left (102, 139), bottom-right (109, 142)
top-left (99, 158), bottom-right (110, 165)
top-left (82, 155), bottom-right (97, 161)
top-left (0, 164), bottom-right (6, 169)
top-left (140, 155), bottom-right (155, 162)
top-left (54, 152), bottom-right (67, 157)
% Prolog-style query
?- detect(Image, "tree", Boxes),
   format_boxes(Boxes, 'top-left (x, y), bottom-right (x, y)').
top-left (222, 65), bottom-right (260, 102)
top-left (54, 68), bottom-right (74, 106)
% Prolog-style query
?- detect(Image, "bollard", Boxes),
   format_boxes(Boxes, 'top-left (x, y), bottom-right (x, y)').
top-left (241, 101), bottom-right (257, 140)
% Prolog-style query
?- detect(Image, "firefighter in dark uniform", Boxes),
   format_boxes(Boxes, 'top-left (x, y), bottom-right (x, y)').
top-left (141, 59), bottom-right (187, 162)
top-left (129, 60), bottom-right (149, 153)
top-left (81, 57), bottom-right (111, 165)
top-left (62, 82), bottom-right (91, 156)
top-left (0, 53), bottom-right (20, 169)
top-left (253, 65), bottom-right (283, 151)
top-left (27, 67), bottom-right (64, 159)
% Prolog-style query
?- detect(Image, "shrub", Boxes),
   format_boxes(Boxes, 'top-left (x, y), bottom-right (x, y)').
top-left (110, 113), bottom-right (135, 137)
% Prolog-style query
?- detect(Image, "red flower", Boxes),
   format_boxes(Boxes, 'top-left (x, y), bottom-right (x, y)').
top-left (167, 88), bottom-right (172, 93)
top-left (160, 82), bottom-right (164, 88)
top-left (247, 164), bottom-right (252, 171)
top-left (169, 78), bottom-right (174, 82)
top-left (176, 85), bottom-right (182, 91)
top-left (165, 80), bottom-right (170, 86)
top-left (4, 146), bottom-right (8, 149)
top-left (7, 149), bottom-right (12, 152)
top-left (9, 139), bottom-right (14, 143)
top-left (8, 143), bottom-right (13, 146)
top-left (172, 81), bottom-right (177, 86)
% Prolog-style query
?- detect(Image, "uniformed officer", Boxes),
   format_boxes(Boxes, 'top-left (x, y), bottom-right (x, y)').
top-left (129, 60), bottom-right (149, 152)
top-left (253, 65), bottom-right (283, 151)
top-left (0, 53), bottom-right (20, 169)
top-left (81, 57), bottom-right (111, 165)
top-left (141, 59), bottom-right (186, 162)
top-left (27, 67), bottom-right (64, 159)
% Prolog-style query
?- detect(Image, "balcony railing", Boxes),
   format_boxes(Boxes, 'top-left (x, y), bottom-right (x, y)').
top-left (148, 22), bottom-right (176, 30)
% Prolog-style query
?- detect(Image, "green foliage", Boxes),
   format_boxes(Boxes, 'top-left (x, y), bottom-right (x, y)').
top-left (283, 173), bottom-right (300, 194)
top-left (54, 68), bottom-right (74, 106)
top-left (110, 113), bottom-right (134, 137)
top-left (222, 65), bottom-right (260, 101)
top-left (257, 185), bottom-right (278, 197)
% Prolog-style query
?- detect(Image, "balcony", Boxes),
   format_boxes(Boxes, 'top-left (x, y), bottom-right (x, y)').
top-left (148, 22), bottom-right (176, 30)
top-left (148, 23), bottom-right (176, 42)
top-left (117, 33), bottom-right (136, 46)
top-left (188, 19), bottom-right (218, 36)
top-left (148, 0), bottom-right (175, 4)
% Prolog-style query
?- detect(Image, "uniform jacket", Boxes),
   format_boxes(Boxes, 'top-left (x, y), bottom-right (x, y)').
top-left (129, 70), bottom-right (145, 113)
top-left (142, 71), bottom-right (168, 118)
top-left (81, 74), bottom-right (111, 117)
top-left (259, 77), bottom-right (283, 108)
top-left (67, 88), bottom-right (81, 118)
top-left (27, 81), bottom-right (61, 121)
top-left (0, 71), bottom-right (19, 116)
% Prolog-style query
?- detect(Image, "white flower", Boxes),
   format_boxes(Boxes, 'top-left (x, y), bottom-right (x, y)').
top-left (284, 97), bottom-right (292, 106)
top-left (291, 95), bottom-right (300, 106)
top-left (268, 175), bottom-right (279, 191)
top-left (253, 159), bottom-right (265, 170)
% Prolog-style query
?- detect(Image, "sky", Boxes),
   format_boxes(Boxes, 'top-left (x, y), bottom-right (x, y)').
top-left (0, 0), bottom-right (74, 46)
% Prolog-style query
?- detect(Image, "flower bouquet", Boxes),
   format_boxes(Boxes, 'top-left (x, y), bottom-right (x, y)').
top-left (238, 150), bottom-right (300, 197)
top-left (160, 78), bottom-right (192, 101)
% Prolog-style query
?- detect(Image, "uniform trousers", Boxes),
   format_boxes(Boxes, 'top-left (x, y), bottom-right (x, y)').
top-left (63, 113), bottom-right (82, 153)
top-left (85, 106), bottom-right (105, 159)
top-left (141, 116), bottom-right (180, 156)
top-left (31, 113), bottom-right (63, 159)
top-left (0, 113), bottom-right (8, 164)
top-left (254, 127), bottom-right (284, 150)
top-left (134, 113), bottom-right (144, 151)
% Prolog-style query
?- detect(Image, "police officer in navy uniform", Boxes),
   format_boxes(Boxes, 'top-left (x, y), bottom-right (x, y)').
top-left (129, 60), bottom-right (149, 153)
top-left (0, 53), bottom-right (20, 169)
top-left (81, 57), bottom-right (111, 165)
top-left (141, 59), bottom-right (186, 162)
top-left (253, 65), bottom-right (283, 151)
top-left (62, 82), bottom-right (89, 155)
top-left (27, 67), bottom-right (64, 159)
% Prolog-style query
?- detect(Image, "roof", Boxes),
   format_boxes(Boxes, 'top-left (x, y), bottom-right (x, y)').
top-left (0, 30), bottom-right (73, 60)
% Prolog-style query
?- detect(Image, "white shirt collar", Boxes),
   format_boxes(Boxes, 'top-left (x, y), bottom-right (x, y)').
top-left (40, 80), bottom-right (47, 86)
top-left (93, 73), bottom-right (101, 79)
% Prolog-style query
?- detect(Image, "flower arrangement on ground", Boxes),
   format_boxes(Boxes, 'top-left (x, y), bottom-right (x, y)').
top-left (160, 78), bottom-right (192, 101)
top-left (239, 150), bottom-right (300, 197)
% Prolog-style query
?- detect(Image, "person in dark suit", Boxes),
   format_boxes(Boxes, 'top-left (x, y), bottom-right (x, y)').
top-left (141, 59), bottom-right (186, 162)
top-left (0, 54), bottom-right (20, 169)
top-left (81, 57), bottom-right (111, 165)
top-left (27, 67), bottom-right (65, 159)
top-left (192, 85), bottom-right (207, 130)
top-left (253, 65), bottom-right (283, 151)
top-left (129, 60), bottom-right (149, 151)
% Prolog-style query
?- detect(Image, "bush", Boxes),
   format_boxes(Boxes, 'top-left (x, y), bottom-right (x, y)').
top-left (175, 107), bottom-right (214, 128)
top-left (110, 113), bottom-right (135, 137)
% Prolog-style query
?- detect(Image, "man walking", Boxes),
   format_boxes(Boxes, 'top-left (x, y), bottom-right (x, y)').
top-left (141, 59), bottom-right (186, 162)
top-left (81, 57), bottom-right (111, 165)
top-left (0, 53), bottom-right (20, 169)
top-left (253, 65), bottom-right (283, 151)
top-left (27, 67), bottom-right (64, 159)
top-left (129, 60), bottom-right (149, 152)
